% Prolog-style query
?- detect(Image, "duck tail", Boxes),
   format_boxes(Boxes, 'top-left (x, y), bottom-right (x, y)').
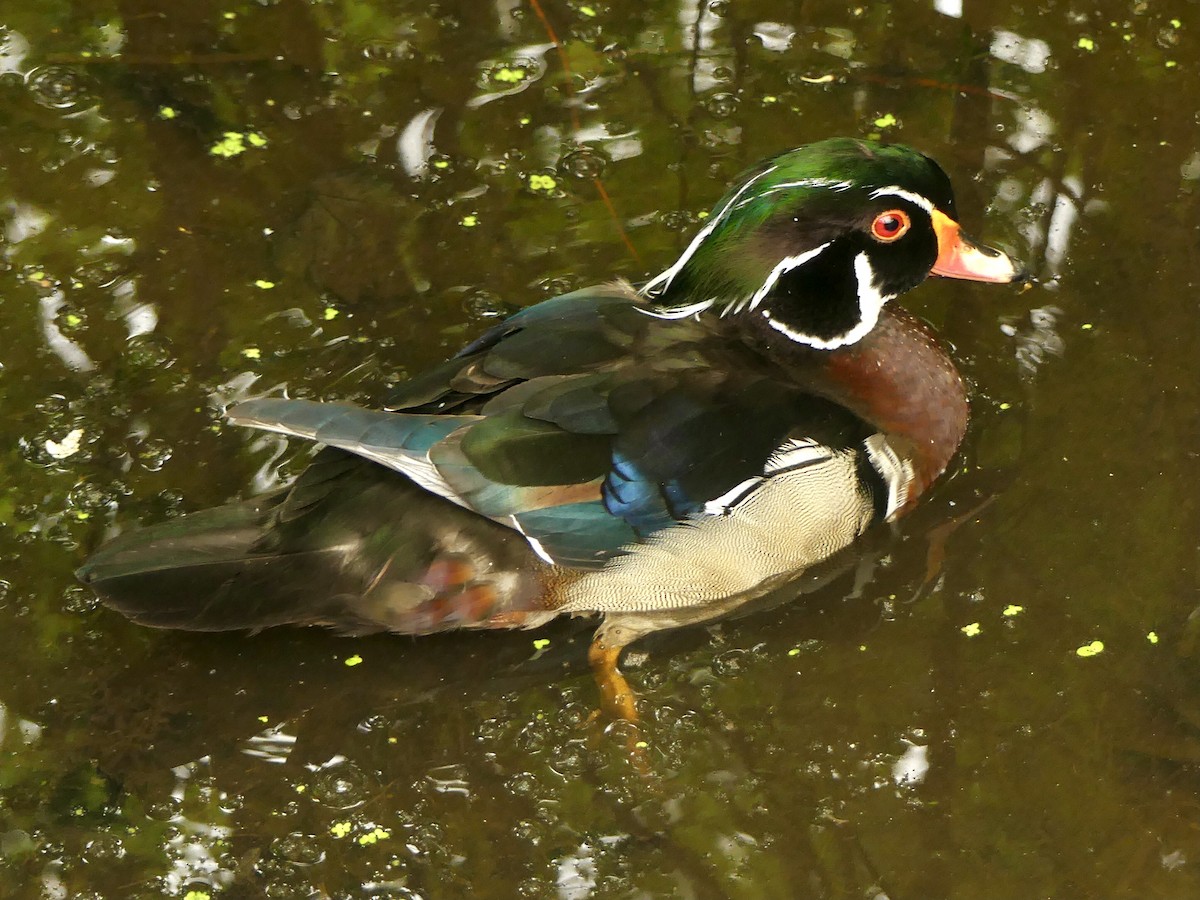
top-left (76, 494), bottom-right (354, 632)
top-left (77, 452), bottom-right (555, 636)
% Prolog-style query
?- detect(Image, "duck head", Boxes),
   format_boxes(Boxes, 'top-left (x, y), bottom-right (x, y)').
top-left (644, 138), bottom-right (1023, 349)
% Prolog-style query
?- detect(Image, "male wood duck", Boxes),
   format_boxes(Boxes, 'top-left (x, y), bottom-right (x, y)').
top-left (79, 138), bottom-right (1022, 720)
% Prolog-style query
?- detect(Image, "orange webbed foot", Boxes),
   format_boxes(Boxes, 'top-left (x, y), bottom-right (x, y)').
top-left (586, 630), bottom-right (654, 774)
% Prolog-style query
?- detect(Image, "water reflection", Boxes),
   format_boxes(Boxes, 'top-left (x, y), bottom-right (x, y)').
top-left (0, 0), bottom-right (1198, 896)
top-left (890, 740), bottom-right (929, 786)
top-left (40, 290), bottom-right (96, 372)
top-left (992, 29), bottom-right (1052, 73)
top-left (161, 759), bottom-right (235, 895)
top-left (0, 701), bottom-right (42, 747)
top-left (4, 199), bottom-right (50, 256)
top-left (397, 107), bottom-right (442, 177)
top-left (934, 0), bottom-right (963, 19)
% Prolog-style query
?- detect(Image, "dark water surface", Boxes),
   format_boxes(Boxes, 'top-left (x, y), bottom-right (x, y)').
top-left (2, 1), bottom-right (1198, 897)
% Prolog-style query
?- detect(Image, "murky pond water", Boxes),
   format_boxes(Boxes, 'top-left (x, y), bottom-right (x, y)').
top-left (2, 0), bottom-right (1199, 897)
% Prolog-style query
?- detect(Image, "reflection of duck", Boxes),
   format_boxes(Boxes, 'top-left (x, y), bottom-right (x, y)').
top-left (79, 138), bottom-right (1022, 719)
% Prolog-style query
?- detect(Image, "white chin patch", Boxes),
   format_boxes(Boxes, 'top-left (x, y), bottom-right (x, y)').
top-left (761, 251), bottom-right (894, 350)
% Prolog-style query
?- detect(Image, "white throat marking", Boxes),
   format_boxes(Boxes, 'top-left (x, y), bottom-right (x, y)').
top-left (759, 251), bottom-right (895, 350)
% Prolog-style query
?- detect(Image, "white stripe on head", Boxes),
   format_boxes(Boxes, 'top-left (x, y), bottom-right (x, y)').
top-left (733, 177), bottom-right (853, 210)
top-left (635, 298), bottom-right (714, 320)
top-left (868, 186), bottom-right (934, 213)
top-left (745, 241), bottom-right (832, 311)
top-left (641, 165), bottom-right (779, 297)
top-left (760, 251), bottom-right (894, 350)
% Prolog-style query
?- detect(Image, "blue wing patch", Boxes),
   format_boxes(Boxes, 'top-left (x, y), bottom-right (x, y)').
top-left (602, 451), bottom-right (678, 536)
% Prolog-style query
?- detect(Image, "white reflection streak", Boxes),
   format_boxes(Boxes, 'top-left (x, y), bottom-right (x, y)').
top-left (990, 29), bottom-right (1051, 74)
top-left (1009, 305), bottom-right (1065, 378)
top-left (163, 758), bottom-right (236, 894)
top-left (1009, 107), bottom-right (1055, 154)
top-left (681, 0), bottom-right (732, 94)
top-left (572, 123), bottom-right (643, 162)
top-left (557, 842), bottom-right (598, 900)
top-left (678, 0), bottom-right (715, 52)
top-left (40, 292), bottom-right (96, 372)
top-left (40, 865), bottom-right (68, 900)
top-left (934, 0), bottom-right (963, 18)
top-left (425, 764), bottom-right (471, 797)
top-left (1044, 180), bottom-right (1080, 277)
top-left (0, 704), bottom-right (42, 754)
top-left (108, 276), bottom-right (159, 338)
top-left (124, 302), bottom-right (158, 338)
top-left (1016, 173), bottom-right (1082, 281)
top-left (1020, 177), bottom-right (1054, 258)
top-left (1181, 152), bottom-right (1200, 181)
top-left (892, 742), bottom-right (929, 785)
top-left (241, 728), bottom-right (298, 764)
top-left (208, 371), bottom-right (262, 415)
top-left (305, 754), bottom-right (349, 773)
top-left (753, 22), bottom-right (796, 52)
top-left (494, 0), bottom-right (522, 40)
top-left (397, 107), bottom-right (442, 177)
top-left (249, 432), bottom-right (290, 495)
top-left (468, 42), bottom-right (553, 109)
top-left (0, 29), bottom-right (30, 76)
top-left (4, 199), bottom-right (50, 243)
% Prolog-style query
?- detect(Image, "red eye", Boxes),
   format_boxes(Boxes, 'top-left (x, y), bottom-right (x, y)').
top-left (871, 209), bottom-right (911, 242)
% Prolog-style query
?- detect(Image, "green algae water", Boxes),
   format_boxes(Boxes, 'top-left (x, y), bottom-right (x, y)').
top-left (1, 1), bottom-right (1199, 896)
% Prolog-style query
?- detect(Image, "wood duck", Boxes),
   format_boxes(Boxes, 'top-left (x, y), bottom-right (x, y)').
top-left (79, 138), bottom-right (1022, 721)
